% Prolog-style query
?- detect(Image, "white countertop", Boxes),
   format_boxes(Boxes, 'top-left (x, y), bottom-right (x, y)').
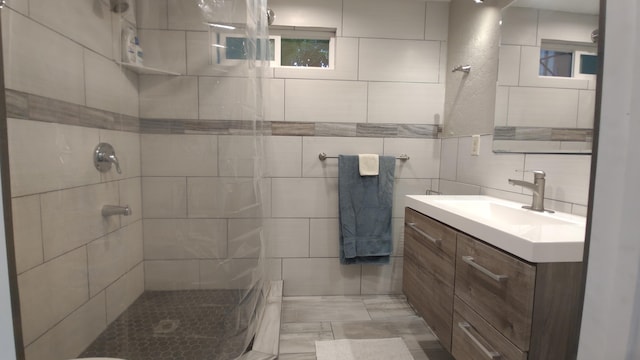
top-left (405, 195), bottom-right (586, 263)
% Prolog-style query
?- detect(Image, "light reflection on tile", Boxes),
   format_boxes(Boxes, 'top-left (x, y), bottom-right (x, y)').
top-left (331, 316), bottom-right (438, 350)
top-left (363, 295), bottom-right (416, 320)
top-left (282, 296), bottom-right (371, 323)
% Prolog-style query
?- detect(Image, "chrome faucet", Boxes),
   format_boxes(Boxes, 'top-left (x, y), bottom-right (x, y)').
top-left (508, 170), bottom-right (553, 212)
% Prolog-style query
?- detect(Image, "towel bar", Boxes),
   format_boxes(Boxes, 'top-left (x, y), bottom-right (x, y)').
top-left (318, 153), bottom-right (410, 161)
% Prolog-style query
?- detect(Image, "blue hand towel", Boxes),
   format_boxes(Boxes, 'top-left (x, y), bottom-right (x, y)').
top-left (338, 155), bottom-right (395, 265)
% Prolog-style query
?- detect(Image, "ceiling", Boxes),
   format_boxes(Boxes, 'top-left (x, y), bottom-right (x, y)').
top-left (513, 0), bottom-right (599, 15)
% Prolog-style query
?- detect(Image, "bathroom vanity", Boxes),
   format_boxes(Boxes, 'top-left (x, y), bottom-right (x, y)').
top-left (403, 196), bottom-right (586, 360)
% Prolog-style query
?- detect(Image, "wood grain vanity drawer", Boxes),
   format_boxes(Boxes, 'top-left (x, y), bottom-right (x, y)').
top-left (404, 208), bottom-right (457, 278)
top-left (403, 255), bottom-right (453, 351)
top-left (452, 297), bottom-right (527, 360)
top-left (455, 233), bottom-right (536, 351)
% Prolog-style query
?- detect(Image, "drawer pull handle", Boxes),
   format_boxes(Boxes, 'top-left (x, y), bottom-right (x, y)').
top-left (462, 256), bottom-right (508, 283)
top-left (406, 222), bottom-right (442, 246)
top-left (458, 322), bottom-right (502, 359)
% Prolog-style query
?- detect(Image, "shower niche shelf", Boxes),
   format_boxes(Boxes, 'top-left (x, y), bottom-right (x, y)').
top-left (117, 61), bottom-right (181, 76)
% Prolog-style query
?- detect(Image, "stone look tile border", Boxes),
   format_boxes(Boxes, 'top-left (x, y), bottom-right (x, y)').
top-left (6, 89), bottom-right (440, 139)
top-left (494, 126), bottom-right (593, 142)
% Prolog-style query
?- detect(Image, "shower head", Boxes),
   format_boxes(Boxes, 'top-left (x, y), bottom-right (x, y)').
top-left (110, 0), bottom-right (129, 13)
top-left (267, 8), bottom-right (275, 26)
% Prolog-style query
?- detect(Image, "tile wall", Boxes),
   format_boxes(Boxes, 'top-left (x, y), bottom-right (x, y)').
top-left (439, 134), bottom-right (591, 216)
top-left (2, 3), bottom-right (143, 359)
top-left (496, 8), bottom-right (598, 131)
top-left (135, 0), bottom-right (449, 296)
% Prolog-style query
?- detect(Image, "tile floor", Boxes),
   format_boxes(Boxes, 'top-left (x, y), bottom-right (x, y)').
top-left (278, 295), bottom-right (453, 360)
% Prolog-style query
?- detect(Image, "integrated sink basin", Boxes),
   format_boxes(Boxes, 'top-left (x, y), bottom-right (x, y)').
top-left (405, 195), bottom-right (586, 262)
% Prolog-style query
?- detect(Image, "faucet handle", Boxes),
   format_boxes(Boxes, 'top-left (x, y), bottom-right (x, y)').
top-left (517, 169), bottom-right (546, 178)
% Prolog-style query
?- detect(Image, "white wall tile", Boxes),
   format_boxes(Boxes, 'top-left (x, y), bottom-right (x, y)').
top-left (501, 7), bottom-right (538, 46)
top-left (438, 40), bottom-right (448, 85)
top-left (85, 50), bottom-right (139, 117)
top-left (272, 178), bottom-right (339, 218)
top-left (425, 2), bottom-right (449, 41)
top-left (343, 0), bottom-right (426, 40)
top-left (143, 219), bottom-right (227, 259)
top-left (384, 138), bottom-right (440, 179)
top-left (439, 138), bottom-right (458, 181)
top-left (141, 134), bottom-right (218, 176)
top-left (284, 79), bottom-right (367, 123)
top-left (361, 257), bottom-right (403, 295)
top-left (393, 179), bottom-right (433, 217)
top-left (359, 39), bottom-right (440, 83)
top-left (274, 37), bottom-right (358, 80)
top-left (4, 0), bottom-right (28, 15)
top-left (105, 263), bottom-right (144, 324)
top-left (123, 221), bottom-right (144, 271)
top-left (392, 218), bottom-right (405, 256)
top-left (456, 135), bottom-right (526, 192)
top-left (578, 90), bottom-right (596, 128)
top-left (18, 248), bottom-right (89, 345)
top-left (168, 0), bottom-right (245, 31)
top-left (282, 258), bottom-right (361, 296)
top-left (494, 86), bottom-right (509, 127)
top-left (99, 130), bottom-right (142, 181)
top-left (480, 186), bottom-right (532, 204)
top-left (119, 177), bottom-right (142, 226)
top-left (1, 9), bottom-right (85, 105)
top-left (438, 180), bottom-right (482, 195)
top-left (265, 136), bottom-right (303, 177)
top-left (200, 259), bottom-right (258, 290)
top-left (508, 87), bottom-right (580, 128)
top-left (167, 0), bottom-right (209, 31)
top-left (87, 228), bottom-right (130, 297)
top-left (199, 77), bottom-right (285, 121)
top-left (139, 75), bottom-right (198, 119)
top-left (218, 135), bottom-right (262, 177)
top-left (268, 0), bottom-right (343, 33)
top-left (188, 177), bottom-right (270, 218)
top-left (269, 258), bottom-right (283, 281)
top-left (497, 45), bottom-right (521, 86)
top-left (537, 10), bottom-right (599, 45)
top-left (267, 219), bottom-right (310, 258)
top-left (368, 83), bottom-right (445, 124)
top-left (8, 119), bottom-right (100, 196)
top-left (572, 204), bottom-right (588, 217)
top-left (11, 195), bottom-right (43, 274)
top-left (24, 293), bottom-right (106, 360)
top-left (142, 177), bottom-right (187, 218)
top-left (41, 182), bottom-right (120, 261)
top-left (137, 0), bottom-right (169, 29)
top-left (139, 29), bottom-right (187, 74)
top-left (302, 137), bottom-right (383, 178)
top-left (524, 154), bottom-right (592, 205)
top-left (227, 218), bottom-right (262, 259)
top-left (29, 0), bottom-right (113, 58)
top-left (145, 260), bottom-right (199, 290)
top-left (309, 219), bottom-right (340, 257)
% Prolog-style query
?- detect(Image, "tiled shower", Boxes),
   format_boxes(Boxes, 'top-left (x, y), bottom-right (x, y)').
top-left (1, 0), bottom-right (593, 359)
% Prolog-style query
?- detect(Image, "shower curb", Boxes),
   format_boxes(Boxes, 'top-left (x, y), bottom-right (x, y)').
top-left (252, 280), bottom-right (283, 358)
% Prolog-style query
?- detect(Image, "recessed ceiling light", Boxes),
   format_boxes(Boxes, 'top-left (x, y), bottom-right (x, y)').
top-left (474, 0), bottom-right (484, 3)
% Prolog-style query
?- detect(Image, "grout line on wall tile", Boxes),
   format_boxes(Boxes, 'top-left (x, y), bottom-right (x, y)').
top-left (423, 2), bottom-right (428, 41)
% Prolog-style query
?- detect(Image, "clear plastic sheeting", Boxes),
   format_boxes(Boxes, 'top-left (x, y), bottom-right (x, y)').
top-left (2, 0), bottom-right (271, 358)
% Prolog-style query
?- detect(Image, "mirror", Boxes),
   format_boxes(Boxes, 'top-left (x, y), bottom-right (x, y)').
top-left (493, 0), bottom-right (599, 153)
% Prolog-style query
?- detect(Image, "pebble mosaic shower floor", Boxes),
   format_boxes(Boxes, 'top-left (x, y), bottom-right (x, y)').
top-left (80, 290), bottom-right (252, 360)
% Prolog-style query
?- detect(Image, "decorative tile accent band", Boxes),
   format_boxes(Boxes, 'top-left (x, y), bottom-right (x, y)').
top-left (6, 89), bottom-right (140, 132)
top-left (6, 89), bottom-right (440, 138)
top-left (494, 126), bottom-right (593, 142)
